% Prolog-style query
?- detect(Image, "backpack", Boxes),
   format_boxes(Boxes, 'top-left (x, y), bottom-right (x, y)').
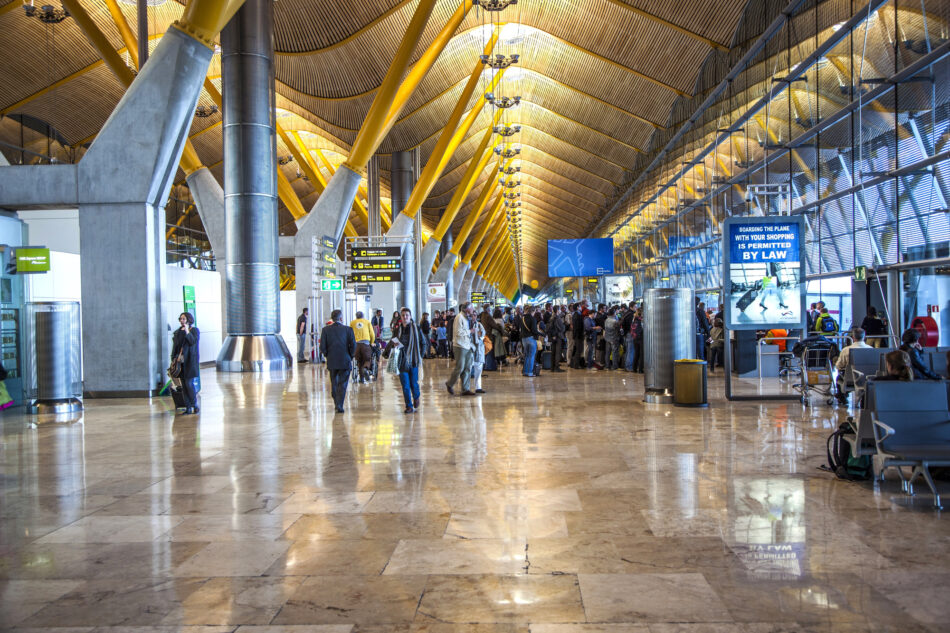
top-left (630, 319), bottom-right (643, 342)
top-left (825, 422), bottom-right (871, 480)
top-left (820, 315), bottom-right (838, 334)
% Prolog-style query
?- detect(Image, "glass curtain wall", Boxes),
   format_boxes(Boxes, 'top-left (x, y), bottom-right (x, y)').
top-left (604, 0), bottom-right (949, 336)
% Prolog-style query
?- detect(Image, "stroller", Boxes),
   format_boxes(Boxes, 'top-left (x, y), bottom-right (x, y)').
top-left (792, 336), bottom-right (840, 406)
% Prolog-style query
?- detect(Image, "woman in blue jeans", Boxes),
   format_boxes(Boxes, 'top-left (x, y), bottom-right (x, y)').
top-left (520, 306), bottom-right (541, 377)
top-left (392, 307), bottom-right (424, 413)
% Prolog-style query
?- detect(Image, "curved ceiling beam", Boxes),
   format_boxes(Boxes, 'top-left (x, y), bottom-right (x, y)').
top-left (431, 156), bottom-right (614, 205)
top-left (426, 141), bottom-right (620, 197)
top-left (276, 0), bottom-right (415, 55)
top-left (276, 22), bottom-right (689, 98)
top-left (600, 0), bottom-right (728, 52)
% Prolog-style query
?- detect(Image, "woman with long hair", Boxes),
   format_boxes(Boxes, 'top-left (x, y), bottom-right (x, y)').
top-left (392, 307), bottom-right (424, 413)
top-left (881, 350), bottom-right (913, 381)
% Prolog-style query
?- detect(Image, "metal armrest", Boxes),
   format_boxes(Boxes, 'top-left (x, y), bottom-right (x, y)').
top-left (872, 418), bottom-right (896, 446)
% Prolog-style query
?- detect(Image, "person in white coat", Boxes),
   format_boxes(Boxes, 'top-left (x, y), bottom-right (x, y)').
top-left (470, 319), bottom-right (487, 394)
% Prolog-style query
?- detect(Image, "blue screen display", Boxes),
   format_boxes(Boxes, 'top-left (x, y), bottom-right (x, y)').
top-left (728, 221), bottom-right (800, 263)
top-left (547, 239), bottom-right (614, 277)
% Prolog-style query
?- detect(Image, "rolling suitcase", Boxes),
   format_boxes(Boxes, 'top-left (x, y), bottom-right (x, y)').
top-left (736, 288), bottom-right (758, 313)
top-left (484, 350), bottom-right (498, 371)
top-left (170, 387), bottom-right (187, 409)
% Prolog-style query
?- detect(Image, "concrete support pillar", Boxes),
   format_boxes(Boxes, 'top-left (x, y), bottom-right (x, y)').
top-left (459, 265), bottom-right (475, 304)
top-left (390, 150), bottom-right (417, 312)
top-left (186, 167), bottom-right (227, 334)
top-left (453, 262), bottom-right (469, 302)
top-left (80, 202), bottom-right (167, 395)
top-left (886, 270), bottom-right (902, 339)
top-left (367, 155), bottom-right (381, 239)
top-left (216, 0), bottom-right (291, 371)
top-left (74, 25), bottom-right (213, 394)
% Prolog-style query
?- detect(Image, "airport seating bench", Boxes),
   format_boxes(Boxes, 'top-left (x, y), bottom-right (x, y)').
top-left (868, 380), bottom-right (950, 508)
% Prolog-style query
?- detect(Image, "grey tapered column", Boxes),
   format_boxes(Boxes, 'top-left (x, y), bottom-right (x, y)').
top-left (390, 150), bottom-right (417, 312)
top-left (439, 230), bottom-right (454, 306)
top-left (216, 0), bottom-right (291, 371)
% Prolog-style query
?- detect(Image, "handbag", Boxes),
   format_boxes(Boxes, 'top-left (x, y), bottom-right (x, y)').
top-left (386, 347), bottom-right (402, 375)
top-left (167, 349), bottom-right (184, 379)
top-left (483, 336), bottom-right (493, 354)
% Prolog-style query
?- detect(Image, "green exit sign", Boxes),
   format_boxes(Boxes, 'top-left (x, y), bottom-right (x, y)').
top-left (16, 247), bottom-right (50, 273)
top-left (321, 278), bottom-right (343, 291)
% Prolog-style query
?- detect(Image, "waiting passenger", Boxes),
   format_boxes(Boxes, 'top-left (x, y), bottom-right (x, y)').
top-left (899, 328), bottom-right (939, 380)
top-left (876, 350), bottom-right (914, 382)
top-left (171, 312), bottom-right (200, 415)
top-left (834, 327), bottom-right (872, 404)
top-left (861, 306), bottom-right (887, 347)
top-left (708, 318), bottom-right (725, 372)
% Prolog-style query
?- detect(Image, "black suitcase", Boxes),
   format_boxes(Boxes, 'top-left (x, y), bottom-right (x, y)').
top-left (541, 350), bottom-right (552, 370)
top-left (736, 288), bottom-right (758, 313)
top-left (170, 387), bottom-right (186, 409)
top-left (484, 350), bottom-right (498, 371)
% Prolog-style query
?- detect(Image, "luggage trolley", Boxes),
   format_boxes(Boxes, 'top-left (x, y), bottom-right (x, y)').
top-left (792, 337), bottom-right (837, 406)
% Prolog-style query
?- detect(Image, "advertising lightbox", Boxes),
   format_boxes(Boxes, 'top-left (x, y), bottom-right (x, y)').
top-left (722, 216), bottom-right (806, 330)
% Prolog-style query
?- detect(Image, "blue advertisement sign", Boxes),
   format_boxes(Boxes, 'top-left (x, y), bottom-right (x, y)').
top-left (547, 238), bottom-right (614, 277)
top-left (722, 217), bottom-right (806, 330)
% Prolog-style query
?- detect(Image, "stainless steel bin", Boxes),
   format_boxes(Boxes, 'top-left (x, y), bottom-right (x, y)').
top-left (23, 302), bottom-right (82, 414)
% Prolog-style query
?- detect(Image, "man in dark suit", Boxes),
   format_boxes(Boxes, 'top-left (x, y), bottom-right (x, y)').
top-left (570, 304), bottom-right (585, 368)
top-left (319, 309), bottom-right (356, 413)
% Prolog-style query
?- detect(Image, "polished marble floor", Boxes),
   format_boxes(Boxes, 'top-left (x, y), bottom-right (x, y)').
top-left (1, 360), bottom-right (949, 632)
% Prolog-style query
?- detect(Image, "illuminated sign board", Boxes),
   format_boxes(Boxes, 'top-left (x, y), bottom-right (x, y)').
top-left (723, 216), bottom-right (806, 331)
top-left (15, 247), bottom-right (50, 274)
top-left (321, 278), bottom-right (343, 291)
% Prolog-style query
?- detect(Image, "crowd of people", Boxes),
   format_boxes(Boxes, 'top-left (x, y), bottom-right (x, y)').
top-left (300, 295), bottom-right (948, 415)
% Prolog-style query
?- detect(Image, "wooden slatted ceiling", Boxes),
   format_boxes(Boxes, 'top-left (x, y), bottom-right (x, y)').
top-left (0, 0), bottom-right (762, 285)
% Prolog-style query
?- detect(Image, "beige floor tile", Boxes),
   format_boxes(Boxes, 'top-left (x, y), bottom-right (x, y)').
top-left (172, 541), bottom-right (291, 577)
top-left (273, 575), bottom-right (427, 625)
top-left (417, 574), bottom-right (585, 623)
top-left (266, 539), bottom-right (398, 576)
top-left (578, 573), bottom-right (732, 623)
top-left (384, 539), bottom-right (527, 575)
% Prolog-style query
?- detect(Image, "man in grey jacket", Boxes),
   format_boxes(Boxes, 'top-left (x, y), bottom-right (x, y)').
top-left (445, 302), bottom-right (476, 396)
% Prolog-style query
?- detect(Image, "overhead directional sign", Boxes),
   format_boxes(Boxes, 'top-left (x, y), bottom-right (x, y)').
top-left (352, 259), bottom-right (401, 271)
top-left (470, 292), bottom-right (486, 304)
top-left (348, 246), bottom-right (403, 258)
top-left (349, 272), bottom-right (402, 283)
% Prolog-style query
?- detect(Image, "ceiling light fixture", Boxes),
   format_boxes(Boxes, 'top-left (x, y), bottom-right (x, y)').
top-left (195, 104), bottom-right (218, 118)
top-left (486, 94), bottom-right (520, 109)
top-left (493, 124), bottom-right (521, 137)
top-left (494, 145), bottom-right (521, 158)
top-left (481, 53), bottom-right (519, 69)
top-left (473, 0), bottom-right (518, 11)
top-left (499, 165), bottom-right (521, 175)
top-left (23, 2), bottom-right (69, 23)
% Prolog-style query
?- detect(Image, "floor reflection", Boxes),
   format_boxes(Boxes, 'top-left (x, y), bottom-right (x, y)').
top-left (0, 361), bottom-right (946, 631)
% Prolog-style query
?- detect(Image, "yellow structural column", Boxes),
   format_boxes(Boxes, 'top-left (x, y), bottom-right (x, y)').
top-left (394, 29), bottom-right (503, 222)
top-left (472, 218), bottom-right (507, 273)
top-left (374, 0), bottom-right (473, 148)
top-left (450, 163), bottom-right (506, 258)
top-left (431, 117), bottom-right (502, 241)
top-left (481, 235), bottom-right (509, 282)
top-left (453, 191), bottom-right (504, 271)
top-left (461, 193), bottom-right (506, 265)
top-left (344, 0), bottom-right (439, 171)
top-left (279, 127), bottom-right (360, 233)
top-left (102, 0), bottom-right (140, 68)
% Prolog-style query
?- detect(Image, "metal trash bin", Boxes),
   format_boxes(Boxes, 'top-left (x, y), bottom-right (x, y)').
top-left (23, 302), bottom-right (83, 414)
top-left (673, 359), bottom-right (707, 407)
